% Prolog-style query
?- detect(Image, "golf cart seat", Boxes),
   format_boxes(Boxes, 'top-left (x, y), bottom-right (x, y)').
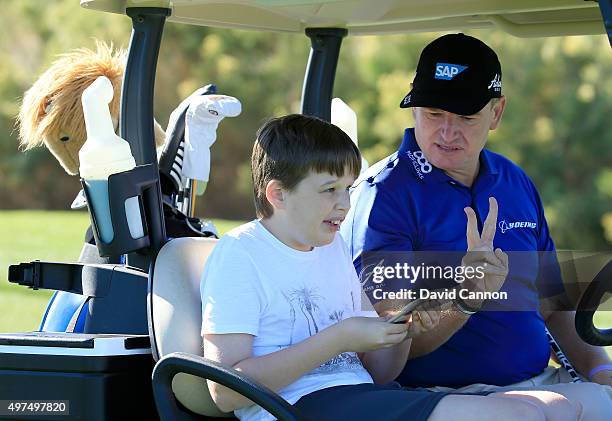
top-left (149, 237), bottom-right (304, 420)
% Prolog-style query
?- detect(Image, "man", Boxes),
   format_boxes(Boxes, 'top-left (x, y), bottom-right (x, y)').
top-left (340, 33), bottom-right (612, 418)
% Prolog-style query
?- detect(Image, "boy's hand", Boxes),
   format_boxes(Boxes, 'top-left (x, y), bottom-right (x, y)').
top-left (461, 197), bottom-right (509, 308)
top-left (335, 317), bottom-right (409, 353)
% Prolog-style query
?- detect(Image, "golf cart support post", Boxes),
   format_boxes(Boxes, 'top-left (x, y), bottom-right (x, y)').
top-left (301, 28), bottom-right (347, 121)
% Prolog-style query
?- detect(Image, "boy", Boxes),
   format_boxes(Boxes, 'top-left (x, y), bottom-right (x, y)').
top-left (200, 114), bottom-right (577, 421)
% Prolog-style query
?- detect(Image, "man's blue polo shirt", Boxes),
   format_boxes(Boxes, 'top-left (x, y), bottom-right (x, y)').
top-left (341, 128), bottom-right (564, 387)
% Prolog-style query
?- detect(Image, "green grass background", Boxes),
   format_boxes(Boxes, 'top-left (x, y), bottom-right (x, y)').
top-left (0, 210), bottom-right (242, 332)
top-left (1, 210), bottom-right (610, 359)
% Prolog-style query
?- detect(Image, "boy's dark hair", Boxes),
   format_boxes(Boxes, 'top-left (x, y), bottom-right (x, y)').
top-left (252, 114), bottom-right (362, 219)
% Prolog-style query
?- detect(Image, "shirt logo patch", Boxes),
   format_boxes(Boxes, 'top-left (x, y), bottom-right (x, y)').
top-left (499, 220), bottom-right (537, 233)
top-left (406, 150), bottom-right (432, 179)
top-left (435, 63), bottom-right (467, 80)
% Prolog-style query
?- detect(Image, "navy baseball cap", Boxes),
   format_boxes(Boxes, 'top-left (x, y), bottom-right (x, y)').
top-left (400, 33), bottom-right (502, 115)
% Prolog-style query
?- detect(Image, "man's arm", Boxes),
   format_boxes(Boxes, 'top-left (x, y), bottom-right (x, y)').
top-left (408, 199), bottom-right (509, 358)
top-left (407, 308), bottom-right (470, 358)
top-left (542, 298), bottom-right (612, 386)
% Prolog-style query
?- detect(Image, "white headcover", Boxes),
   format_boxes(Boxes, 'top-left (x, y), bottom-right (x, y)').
top-left (331, 97), bottom-right (369, 173)
top-left (183, 95), bottom-right (242, 182)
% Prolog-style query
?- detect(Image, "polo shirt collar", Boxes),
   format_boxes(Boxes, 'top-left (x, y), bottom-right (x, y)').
top-left (479, 147), bottom-right (499, 176)
top-left (399, 127), bottom-right (499, 185)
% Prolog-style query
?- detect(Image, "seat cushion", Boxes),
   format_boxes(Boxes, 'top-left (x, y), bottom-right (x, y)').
top-left (151, 237), bottom-right (232, 417)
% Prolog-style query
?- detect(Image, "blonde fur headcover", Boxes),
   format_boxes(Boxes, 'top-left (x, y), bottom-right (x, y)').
top-left (17, 41), bottom-right (165, 175)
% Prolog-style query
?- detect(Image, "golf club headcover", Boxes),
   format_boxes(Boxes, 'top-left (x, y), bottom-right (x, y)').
top-left (183, 95), bottom-right (241, 182)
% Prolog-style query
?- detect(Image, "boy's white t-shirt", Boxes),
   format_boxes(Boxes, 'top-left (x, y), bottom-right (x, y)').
top-left (201, 220), bottom-right (373, 421)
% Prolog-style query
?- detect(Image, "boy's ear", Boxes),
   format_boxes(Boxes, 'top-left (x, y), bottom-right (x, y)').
top-left (265, 179), bottom-right (286, 210)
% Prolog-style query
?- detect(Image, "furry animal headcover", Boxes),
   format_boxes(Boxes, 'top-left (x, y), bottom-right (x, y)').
top-left (17, 41), bottom-right (165, 175)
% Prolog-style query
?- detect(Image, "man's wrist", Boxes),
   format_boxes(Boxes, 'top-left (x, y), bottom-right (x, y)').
top-left (454, 294), bottom-right (482, 316)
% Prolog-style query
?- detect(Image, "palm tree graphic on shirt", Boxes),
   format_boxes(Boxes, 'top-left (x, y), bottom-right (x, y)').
top-left (329, 310), bottom-right (344, 323)
top-left (281, 291), bottom-right (297, 345)
top-left (289, 287), bottom-right (323, 335)
top-left (284, 290), bottom-right (362, 374)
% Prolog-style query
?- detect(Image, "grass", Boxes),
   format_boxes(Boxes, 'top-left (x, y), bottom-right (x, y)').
top-left (1, 210), bottom-right (610, 360)
top-left (0, 210), bottom-right (242, 332)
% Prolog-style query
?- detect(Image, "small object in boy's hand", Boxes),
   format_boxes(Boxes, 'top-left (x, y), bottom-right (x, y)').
top-left (387, 298), bottom-right (425, 324)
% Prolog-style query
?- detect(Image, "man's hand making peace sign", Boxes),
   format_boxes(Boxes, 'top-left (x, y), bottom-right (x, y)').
top-left (460, 197), bottom-right (509, 310)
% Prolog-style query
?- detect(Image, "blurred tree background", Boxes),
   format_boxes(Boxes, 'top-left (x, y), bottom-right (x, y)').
top-left (0, 0), bottom-right (610, 249)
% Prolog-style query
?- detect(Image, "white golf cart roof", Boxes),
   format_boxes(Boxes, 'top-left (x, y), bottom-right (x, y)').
top-left (81, 0), bottom-right (605, 37)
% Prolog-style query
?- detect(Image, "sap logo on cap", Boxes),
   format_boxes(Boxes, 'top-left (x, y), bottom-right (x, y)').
top-left (435, 63), bottom-right (468, 80)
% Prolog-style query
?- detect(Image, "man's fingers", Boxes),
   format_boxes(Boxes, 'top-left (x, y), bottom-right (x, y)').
top-left (415, 310), bottom-right (431, 329)
top-left (422, 310), bottom-right (440, 328)
top-left (464, 250), bottom-right (503, 270)
top-left (387, 321), bottom-right (409, 334)
top-left (495, 248), bottom-right (509, 269)
top-left (481, 197), bottom-right (498, 246)
top-left (413, 309), bottom-right (440, 332)
top-left (464, 207), bottom-right (480, 250)
top-left (415, 299), bottom-right (441, 312)
top-left (480, 266), bottom-right (509, 278)
top-left (479, 251), bottom-right (505, 268)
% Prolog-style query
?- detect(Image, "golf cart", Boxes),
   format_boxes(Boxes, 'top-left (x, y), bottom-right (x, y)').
top-left (1, 1), bottom-right (611, 420)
